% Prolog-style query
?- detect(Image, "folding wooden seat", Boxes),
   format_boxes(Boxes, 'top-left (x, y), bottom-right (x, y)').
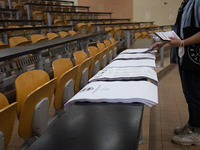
top-left (47, 32), bottom-right (60, 40)
top-left (54, 19), bottom-right (65, 26)
top-left (141, 31), bottom-right (152, 39)
top-left (113, 26), bottom-right (121, 41)
top-left (13, 3), bottom-right (26, 18)
top-left (0, 41), bottom-right (9, 49)
top-left (73, 50), bottom-right (88, 66)
top-left (88, 22), bottom-right (97, 33)
top-left (68, 30), bottom-right (77, 36)
top-left (0, 0), bottom-right (7, 8)
top-left (77, 23), bottom-right (88, 35)
top-left (7, 25), bottom-right (24, 37)
top-left (104, 39), bottom-right (113, 63)
top-left (33, 11), bottom-right (44, 20)
top-left (0, 93), bottom-right (17, 150)
top-left (73, 51), bottom-right (91, 92)
top-left (31, 34), bottom-right (48, 43)
top-left (59, 31), bottom-right (69, 38)
top-left (88, 46), bottom-right (102, 78)
top-left (134, 32), bottom-right (143, 39)
top-left (105, 27), bottom-right (114, 38)
top-left (97, 42), bottom-right (109, 69)
top-left (109, 37), bottom-right (119, 58)
top-left (15, 70), bottom-right (56, 148)
top-left (52, 58), bottom-right (78, 116)
top-left (9, 36), bottom-right (31, 48)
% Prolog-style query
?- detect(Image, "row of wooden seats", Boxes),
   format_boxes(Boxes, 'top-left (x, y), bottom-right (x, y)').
top-left (0, 30), bottom-right (77, 49)
top-left (104, 23), bottom-right (160, 41)
top-left (0, 37), bottom-right (118, 150)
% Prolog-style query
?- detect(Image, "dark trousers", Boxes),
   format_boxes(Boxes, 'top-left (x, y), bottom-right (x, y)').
top-left (179, 66), bottom-right (200, 128)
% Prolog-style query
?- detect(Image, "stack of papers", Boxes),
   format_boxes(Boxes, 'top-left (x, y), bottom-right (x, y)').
top-left (120, 48), bottom-right (157, 54)
top-left (106, 59), bottom-right (156, 68)
top-left (89, 67), bottom-right (158, 85)
top-left (113, 53), bottom-right (156, 61)
top-left (64, 46), bottom-right (158, 111)
top-left (64, 81), bottom-right (158, 111)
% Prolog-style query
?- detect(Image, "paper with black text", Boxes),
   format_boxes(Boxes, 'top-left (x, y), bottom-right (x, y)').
top-left (120, 48), bottom-right (157, 54)
top-left (114, 53), bottom-right (156, 60)
top-left (89, 67), bottom-right (158, 85)
top-left (64, 81), bottom-right (158, 111)
top-left (106, 59), bottom-right (156, 68)
top-left (155, 30), bottom-right (180, 41)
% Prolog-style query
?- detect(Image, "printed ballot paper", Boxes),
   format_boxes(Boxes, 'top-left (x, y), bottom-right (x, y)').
top-left (89, 67), bottom-right (158, 85)
top-left (106, 59), bottom-right (156, 68)
top-left (113, 53), bottom-right (156, 61)
top-left (155, 30), bottom-right (180, 41)
top-left (64, 81), bottom-right (158, 111)
top-left (120, 48), bottom-right (157, 54)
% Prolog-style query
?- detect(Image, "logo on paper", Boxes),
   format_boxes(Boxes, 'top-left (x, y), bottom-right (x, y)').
top-left (80, 87), bottom-right (94, 92)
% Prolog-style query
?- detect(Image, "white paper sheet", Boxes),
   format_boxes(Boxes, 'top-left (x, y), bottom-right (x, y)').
top-left (155, 30), bottom-right (180, 41)
top-left (64, 81), bottom-right (158, 111)
top-left (114, 53), bottom-right (156, 60)
top-left (89, 67), bottom-right (158, 85)
top-left (120, 48), bottom-right (157, 54)
top-left (106, 59), bottom-right (156, 68)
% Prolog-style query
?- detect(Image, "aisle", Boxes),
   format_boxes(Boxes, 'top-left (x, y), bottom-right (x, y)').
top-left (149, 66), bottom-right (199, 150)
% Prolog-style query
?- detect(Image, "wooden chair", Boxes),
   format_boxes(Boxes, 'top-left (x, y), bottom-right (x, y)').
top-left (47, 32), bottom-right (60, 40)
top-left (7, 25), bottom-right (23, 37)
top-left (88, 46), bottom-right (102, 78)
top-left (0, 0), bottom-right (7, 8)
top-left (59, 31), bottom-right (69, 38)
top-left (52, 58), bottom-right (78, 116)
top-left (109, 37), bottom-right (118, 58)
top-left (0, 93), bottom-right (17, 150)
top-left (31, 34), bottom-right (48, 43)
top-left (88, 22), bottom-right (96, 33)
top-left (68, 30), bottom-right (77, 36)
top-left (33, 11), bottom-right (44, 20)
top-left (0, 93), bottom-right (9, 109)
top-left (73, 51), bottom-right (88, 66)
top-left (74, 58), bottom-right (91, 92)
top-left (105, 27), bottom-right (114, 38)
top-left (141, 31), bottom-right (152, 39)
top-left (77, 23), bottom-right (88, 35)
top-left (104, 40), bottom-right (113, 63)
top-left (15, 70), bottom-right (56, 147)
top-left (0, 41), bottom-right (9, 50)
top-left (73, 51), bottom-right (91, 92)
top-left (9, 36), bottom-right (31, 48)
top-left (113, 26), bottom-right (121, 40)
top-left (97, 42), bottom-right (109, 69)
top-left (135, 32), bottom-right (143, 39)
top-left (54, 19), bottom-right (65, 26)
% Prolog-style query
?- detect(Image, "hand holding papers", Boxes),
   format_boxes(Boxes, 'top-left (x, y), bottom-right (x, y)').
top-left (155, 30), bottom-right (180, 41)
top-left (64, 81), bottom-right (158, 111)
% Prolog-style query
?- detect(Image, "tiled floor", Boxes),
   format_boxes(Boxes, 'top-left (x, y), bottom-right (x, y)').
top-left (149, 65), bottom-right (200, 150)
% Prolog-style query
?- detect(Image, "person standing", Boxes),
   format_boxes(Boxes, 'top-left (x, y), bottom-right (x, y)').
top-left (153, 0), bottom-right (200, 146)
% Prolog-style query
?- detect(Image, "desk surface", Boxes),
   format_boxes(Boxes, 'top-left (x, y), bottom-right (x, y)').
top-left (27, 102), bottom-right (143, 150)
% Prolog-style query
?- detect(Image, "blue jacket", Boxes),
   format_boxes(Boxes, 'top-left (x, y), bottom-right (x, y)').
top-left (171, 0), bottom-right (200, 63)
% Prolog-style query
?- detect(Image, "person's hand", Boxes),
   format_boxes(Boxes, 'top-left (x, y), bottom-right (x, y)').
top-left (153, 41), bottom-right (168, 50)
top-left (169, 37), bottom-right (181, 47)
